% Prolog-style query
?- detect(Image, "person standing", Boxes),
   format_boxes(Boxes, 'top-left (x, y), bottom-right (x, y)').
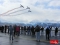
top-left (46, 26), bottom-right (50, 41)
top-left (49, 26), bottom-right (52, 37)
top-left (31, 26), bottom-right (35, 37)
top-left (27, 26), bottom-right (31, 35)
top-left (9, 25), bottom-right (14, 42)
top-left (21, 26), bottom-right (24, 34)
top-left (16, 26), bottom-right (20, 36)
top-left (55, 27), bottom-right (58, 36)
top-left (24, 26), bottom-right (26, 35)
top-left (1, 26), bottom-right (4, 33)
top-left (13, 25), bottom-right (16, 37)
top-left (40, 27), bottom-right (44, 36)
top-left (35, 25), bottom-right (40, 42)
top-left (5, 25), bottom-right (7, 34)
top-left (7, 26), bottom-right (9, 34)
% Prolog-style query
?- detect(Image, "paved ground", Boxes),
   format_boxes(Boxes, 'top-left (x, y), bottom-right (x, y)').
top-left (0, 33), bottom-right (60, 45)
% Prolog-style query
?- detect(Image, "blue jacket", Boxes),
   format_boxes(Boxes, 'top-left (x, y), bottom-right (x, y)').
top-left (9, 26), bottom-right (13, 34)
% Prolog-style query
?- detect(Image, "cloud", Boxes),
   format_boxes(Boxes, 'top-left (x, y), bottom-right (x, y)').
top-left (0, 0), bottom-right (60, 23)
top-left (0, 0), bottom-right (4, 5)
top-left (9, 0), bottom-right (21, 3)
top-left (48, 0), bottom-right (60, 7)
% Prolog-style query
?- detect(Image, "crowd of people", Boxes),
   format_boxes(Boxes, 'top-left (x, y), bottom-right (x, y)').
top-left (0, 25), bottom-right (59, 42)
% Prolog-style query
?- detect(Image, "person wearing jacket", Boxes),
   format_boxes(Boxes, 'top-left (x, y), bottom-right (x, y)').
top-left (35, 25), bottom-right (40, 42)
top-left (55, 27), bottom-right (58, 36)
top-left (13, 25), bottom-right (16, 37)
top-left (31, 26), bottom-right (35, 37)
top-left (46, 26), bottom-right (50, 41)
top-left (21, 26), bottom-right (24, 34)
top-left (27, 26), bottom-right (31, 35)
top-left (16, 26), bottom-right (20, 36)
top-left (1, 26), bottom-right (4, 33)
top-left (5, 25), bottom-right (7, 34)
top-left (9, 25), bottom-right (14, 42)
top-left (23, 26), bottom-right (26, 35)
top-left (40, 26), bottom-right (44, 36)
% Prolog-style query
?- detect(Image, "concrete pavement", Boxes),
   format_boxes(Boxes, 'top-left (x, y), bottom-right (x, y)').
top-left (0, 33), bottom-right (60, 45)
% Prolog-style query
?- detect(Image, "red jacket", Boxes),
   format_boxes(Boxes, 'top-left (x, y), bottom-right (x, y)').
top-left (16, 26), bottom-right (20, 31)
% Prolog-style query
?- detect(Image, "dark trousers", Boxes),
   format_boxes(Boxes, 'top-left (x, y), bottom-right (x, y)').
top-left (55, 32), bottom-right (58, 36)
top-left (1, 30), bottom-right (3, 33)
top-left (5, 29), bottom-right (6, 33)
top-left (14, 31), bottom-right (16, 37)
top-left (46, 33), bottom-right (50, 40)
top-left (10, 33), bottom-right (13, 41)
top-left (16, 31), bottom-right (20, 36)
top-left (31, 32), bottom-right (35, 37)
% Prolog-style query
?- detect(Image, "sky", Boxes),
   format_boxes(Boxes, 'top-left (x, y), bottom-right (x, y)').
top-left (0, 0), bottom-right (60, 23)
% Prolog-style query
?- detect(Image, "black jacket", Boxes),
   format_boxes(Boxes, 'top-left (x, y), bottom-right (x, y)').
top-left (46, 28), bottom-right (50, 34)
top-left (35, 26), bottom-right (40, 32)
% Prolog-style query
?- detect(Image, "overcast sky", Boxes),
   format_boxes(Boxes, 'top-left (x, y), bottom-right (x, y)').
top-left (0, 0), bottom-right (60, 23)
